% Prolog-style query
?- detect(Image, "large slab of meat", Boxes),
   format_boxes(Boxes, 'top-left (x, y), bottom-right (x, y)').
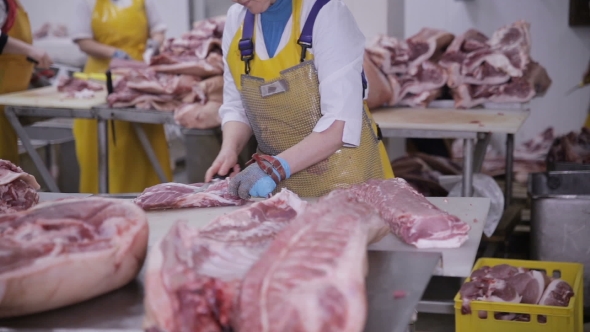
top-left (57, 76), bottom-right (104, 99)
top-left (365, 28), bottom-right (453, 108)
top-left (133, 179), bottom-right (246, 211)
top-left (326, 178), bottom-right (470, 248)
top-left (0, 197), bottom-right (148, 318)
top-left (0, 159), bottom-right (40, 215)
top-left (459, 263), bottom-right (575, 322)
top-left (439, 21), bottom-right (552, 108)
top-left (143, 189), bottom-right (307, 332)
top-left (237, 190), bottom-right (389, 332)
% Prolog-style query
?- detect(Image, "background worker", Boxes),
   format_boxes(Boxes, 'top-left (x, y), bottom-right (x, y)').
top-left (72, 0), bottom-right (172, 194)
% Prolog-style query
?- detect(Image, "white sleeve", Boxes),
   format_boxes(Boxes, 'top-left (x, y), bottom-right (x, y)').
top-left (0, 1), bottom-right (7, 29)
top-left (71, 0), bottom-right (94, 41)
top-left (219, 5), bottom-right (251, 129)
top-left (310, 0), bottom-right (366, 147)
top-left (145, 0), bottom-right (167, 34)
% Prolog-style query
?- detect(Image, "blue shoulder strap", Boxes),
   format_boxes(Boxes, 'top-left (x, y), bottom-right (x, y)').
top-left (239, 11), bottom-right (256, 74)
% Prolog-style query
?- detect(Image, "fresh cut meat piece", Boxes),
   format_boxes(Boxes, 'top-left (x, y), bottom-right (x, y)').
top-left (133, 179), bottom-right (247, 211)
top-left (327, 178), bottom-right (470, 248)
top-left (0, 197), bottom-right (148, 318)
top-left (238, 191), bottom-right (389, 332)
top-left (143, 189), bottom-right (307, 332)
top-left (0, 159), bottom-right (40, 214)
top-left (538, 279), bottom-right (575, 307)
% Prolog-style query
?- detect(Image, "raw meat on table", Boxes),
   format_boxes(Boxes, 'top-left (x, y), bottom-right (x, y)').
top-left (0, 159), bottom-right (40, 214)
top-left (143, 189), bottom-right (307, 332)
top-left (327, 178), bottom-right (470, 248)
top-left (0, 197), bottom-right (148, 318)
top-left (238, 191), bottom-right (389, 332)
top-left (57, 76), bottom-right (104, 99)
top-left (133, 179), bottom-right (246, 211)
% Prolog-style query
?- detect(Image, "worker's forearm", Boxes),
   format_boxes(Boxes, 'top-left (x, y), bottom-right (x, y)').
top-left (221, 121), bottom-right (253, 154)
top-left (76, 39), bottom-right (116, 59)
top-left (150, 31), bottom-right (165, 46)
top-left (4, 37), bottom-right (35, 56)
top-left (278, 120), bottom-right (345, 174)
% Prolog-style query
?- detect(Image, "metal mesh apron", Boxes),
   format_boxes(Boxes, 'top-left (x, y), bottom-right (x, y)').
top-left (240, 60), bottom-right (385, 197)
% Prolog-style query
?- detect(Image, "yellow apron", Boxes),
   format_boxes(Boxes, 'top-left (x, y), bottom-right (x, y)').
top-left (0, 5), bottom-right (34, 163)
top-left (72, 0), bottom-right (172, 194)
top-left (227, 0), bottom-right (394, 197)
top-left (585, 113), bottom-right (590, 129)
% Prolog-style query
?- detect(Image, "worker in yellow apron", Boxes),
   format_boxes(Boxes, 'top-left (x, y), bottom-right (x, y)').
top-left (0, 0), bottom-right (52, 163)
top-left (72, 0), bottom-right (172, 194)
top-left (205, 0), bottom-right (394, 198)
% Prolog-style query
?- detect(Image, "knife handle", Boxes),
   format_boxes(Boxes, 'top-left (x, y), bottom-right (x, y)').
top-left (105, 70), bottom-right (113, 94)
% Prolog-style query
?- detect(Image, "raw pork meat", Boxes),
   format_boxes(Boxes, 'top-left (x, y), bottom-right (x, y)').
top-left (546, 127), bottom-right (590, 166)
top-left (390, 153), bottom-right (462, 197)
top-left (173, 75), bottom-right (223, 129)
top-left (143, 189), bottom-right (307, 332)
top-left (538, 279), bottom-right (575, 307)
top-left (0, 197), bottom-right (148, 318)
top-left (238, 191), bottom-right (389, 332)
top-left (328, 178), bottom-right (470, 248)
top-left (0, 159), bottom-right (40, 214)
top-left (133, 179), bottom-right (246, 211)
top-left (57, 76), bottom-right (104, 99)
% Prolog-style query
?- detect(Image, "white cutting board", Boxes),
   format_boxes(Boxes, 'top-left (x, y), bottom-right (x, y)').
top-left (371, 107), bottom-right (529, 134)
top-left (0, 86), bottom-right (107, 109)
top-left (145, 197), bottom-right (490, 278)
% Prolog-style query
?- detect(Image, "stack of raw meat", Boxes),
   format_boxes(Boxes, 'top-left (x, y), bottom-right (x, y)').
top-left (439, 20), bottom-right (552, 109)
top-left (459, 263), bottom-right (575, 321)
top-left (546, 127), bottom-right (590, 166)
top-left (0, 197), bottom-right (149, 318)
top-left (57, 76), bottom-right (104, 99)
top-left (107, 16), bottom-right (225, 129)
top-left (363, 20), bottom-right (551, 110)
top-left (452, 127), bottom-right (555, 183)
top-left (364, 28), bottom-right (454, 108)
top-left (144, 178), bottom-right (471, 331)
top-left (0, 159), bottom-right (40, 214)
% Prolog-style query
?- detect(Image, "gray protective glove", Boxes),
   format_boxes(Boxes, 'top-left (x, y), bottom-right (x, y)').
top-left (112, 49), bottom-right (131, 60)
top-left (229, 163), bottom-right (277, 199)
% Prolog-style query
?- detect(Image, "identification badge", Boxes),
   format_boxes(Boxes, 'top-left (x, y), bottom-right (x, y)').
top-left (260, 79), bottom-right (288, 97)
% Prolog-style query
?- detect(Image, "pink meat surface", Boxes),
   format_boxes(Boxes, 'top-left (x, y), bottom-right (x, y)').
top-left (238, 191), bottom-right (389, 332)
top-left (0, 197), bottom-right (148, 318)
top-left (0, 159), bottom-right (40, 214)
top-left (133, 179), bottom-right (247, 211)
top-left (327, 178), bottom-right (470, 248)
top-left (143, 189), bottom-right (307, 332)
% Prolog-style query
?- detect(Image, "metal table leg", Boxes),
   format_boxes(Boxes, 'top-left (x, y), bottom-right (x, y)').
top-left (4, 107), bottom-right (60, 192)
top-left (473, 132), bottom-right (491, 173)
top-left (462, 138), bottom-right (474, 197)
top-left (132, 123), bottom-right (168, 183)
top-left (504, 133), bottom-right (514, 209)
top-left (97, 119), bottom-right (109, 194)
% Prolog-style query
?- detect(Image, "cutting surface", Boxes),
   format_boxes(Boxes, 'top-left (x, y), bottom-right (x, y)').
top-left (0, 86), bottom-right (107, 109)
top-left (371, 107), bottom-right (529, 134)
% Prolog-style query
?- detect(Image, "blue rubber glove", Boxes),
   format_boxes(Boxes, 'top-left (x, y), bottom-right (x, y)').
top-left (229, 156), bottom-right (291, 199)
top-left (112, 49), bottom-right (131, 60)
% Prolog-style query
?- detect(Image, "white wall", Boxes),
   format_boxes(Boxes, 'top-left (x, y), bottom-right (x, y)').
top-left (343, 0), bottom-right (388, 41)
top-left (20, 0), bottom-right (189, 39)
top-left (405, 0), bottom-right (590, 147)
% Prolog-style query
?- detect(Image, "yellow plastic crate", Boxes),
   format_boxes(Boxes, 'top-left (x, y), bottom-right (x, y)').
top-left (454, 258), bottom-right (583, 332)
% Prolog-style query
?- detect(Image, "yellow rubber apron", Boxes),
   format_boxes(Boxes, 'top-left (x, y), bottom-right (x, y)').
top-left (0, 5), bottom-right (34, 163)
top-left (72, 0), bottom-right (172, 194)
top-left (227, 0), bottom-right (394, 197)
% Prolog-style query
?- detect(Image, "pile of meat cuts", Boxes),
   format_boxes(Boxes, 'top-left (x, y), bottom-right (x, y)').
top-left (144, 178), bottom-right (471, 331)
top-left (364, 20), bottom-right (551, 109)
top-left (0, 159), bottom-right (40, 214)
top-left (57, 76), bottom-right (105, 99)
top-left (546, 127), bottom-right (590, 167)
top-left (107, 16), bottom-right (225, 129)
top-left (459, 263), bottom-right (575, 322)
top-left (0, 197), bottom-right (149, 318)
top-left (133, 178), bottom-right (247, 211)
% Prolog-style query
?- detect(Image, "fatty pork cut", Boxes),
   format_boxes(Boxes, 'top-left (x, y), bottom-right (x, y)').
top-left (238, 191), bottom-right (389, 332)
top-left (0, 159), bottom-right (40, 214)
top-left (0, 197), bottom-right (148, 318)
top-left (143, 189), bottom-right (307, 332)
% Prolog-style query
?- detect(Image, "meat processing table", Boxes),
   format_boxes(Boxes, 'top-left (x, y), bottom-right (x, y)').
top-left (0, 193), bottom-right (492, 332)
top-left (372, 101), bottom-right (529, 206)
